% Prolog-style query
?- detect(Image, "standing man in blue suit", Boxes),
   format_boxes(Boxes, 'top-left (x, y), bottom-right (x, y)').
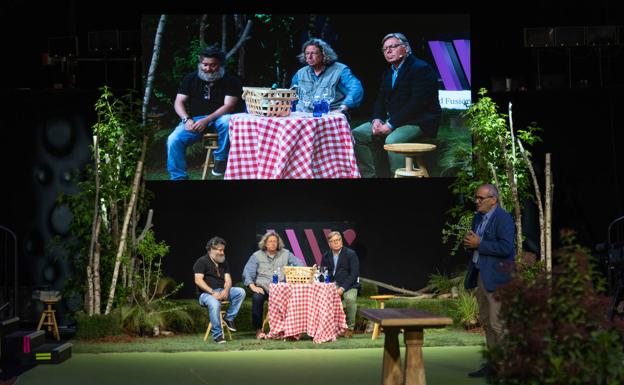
top-left (463, 184), bottom-right (515, 378)
top-left (322, 231), bottom-right (360, 337)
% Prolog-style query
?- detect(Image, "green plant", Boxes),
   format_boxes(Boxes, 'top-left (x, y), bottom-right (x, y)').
top-left (74, 310), bottom-right (123, 339)
top-left (427, 271), bottom-right (463, 295)
top-left (442, 88), bottom-right (542, 258)
top-left (358, 280), bottom-right (379, 297)
top-left (121, 230), bottom-right (193, 336)
top-left (486, 229), bottom-right (624, 384)
top-left (449, 291), bottom-right (479, 328)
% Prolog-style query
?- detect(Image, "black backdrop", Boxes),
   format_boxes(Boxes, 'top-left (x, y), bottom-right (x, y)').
top-left (1, 0), bottom-right (624, 319)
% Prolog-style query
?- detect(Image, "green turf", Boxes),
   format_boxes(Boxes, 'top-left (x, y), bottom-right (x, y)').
top-left (72, 328), bottom-right (484, 353)
top-left (17, 347), bottom-right (488, 385)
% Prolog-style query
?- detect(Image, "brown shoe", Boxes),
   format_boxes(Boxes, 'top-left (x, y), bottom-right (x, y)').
top-left (343, 329), bottom-right (353, 338)
top-left (255, 329), bottom-right (263, 339)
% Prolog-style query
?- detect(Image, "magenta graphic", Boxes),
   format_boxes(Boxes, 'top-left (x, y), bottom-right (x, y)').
top-left (259, 223), bottom-right (357, 266)
top-left (428, 39), bottom-right (471, 90)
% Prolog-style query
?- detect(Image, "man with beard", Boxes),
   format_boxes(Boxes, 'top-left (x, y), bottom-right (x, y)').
top-left (352, 33), bottom-right (441, 177)
top-left (167, 46), bottom-right (242, 179)
top-left (193, 236), bottom-right (246, 343)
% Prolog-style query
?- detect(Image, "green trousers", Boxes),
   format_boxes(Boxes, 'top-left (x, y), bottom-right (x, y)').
top-left (342, 288), bottom-right (358, 330)
top-left (352, 122), bottom-right (423, 178)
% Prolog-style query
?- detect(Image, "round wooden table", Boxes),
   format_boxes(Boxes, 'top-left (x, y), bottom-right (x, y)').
top-left (370, 295), bottom-right (396, 340)
top-left (383, 143), bottom-right (436, 178)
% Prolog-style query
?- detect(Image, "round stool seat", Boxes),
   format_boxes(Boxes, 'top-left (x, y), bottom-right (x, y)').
top-left (384, 143), bottom-right (437, 178)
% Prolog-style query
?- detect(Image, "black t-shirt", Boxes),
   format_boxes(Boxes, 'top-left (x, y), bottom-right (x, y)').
top-left (178, 72), bottom-right (242, 117)
top-left (193, 255), bottom-right (230, 293)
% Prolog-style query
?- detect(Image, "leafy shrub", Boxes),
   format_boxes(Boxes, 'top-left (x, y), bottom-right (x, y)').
top-left (428, 271), bottom-right (464, 295)
top-left (449, 291), bottom-right (479, 328)
top-left (486, 230), bottom-right (624, 384)
top-left (74, 310), bottom-right (123, 339)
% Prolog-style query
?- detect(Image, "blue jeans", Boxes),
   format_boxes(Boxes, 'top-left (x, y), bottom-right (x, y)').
top-left (166, 114), bottom-right (232, 180)
top-left (198, 286), bottom-right (246, 340)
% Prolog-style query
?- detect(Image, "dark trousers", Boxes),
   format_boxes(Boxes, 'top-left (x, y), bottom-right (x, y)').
top-left (251, 292), bottom-right (269, 330)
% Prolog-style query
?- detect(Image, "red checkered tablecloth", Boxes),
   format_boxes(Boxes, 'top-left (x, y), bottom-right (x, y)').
top-left (263, 282), bottom-right (348, 343)
top-left (224, 112), bottom-right (361, 179)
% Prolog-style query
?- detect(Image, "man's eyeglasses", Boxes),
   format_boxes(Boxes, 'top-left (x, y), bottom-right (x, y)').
top-left (474, 195), bottom-right (494, 202)
top-left (328, 238), bottom-right (342, 243)
top-left (381, 43), bottom-right (404, 52)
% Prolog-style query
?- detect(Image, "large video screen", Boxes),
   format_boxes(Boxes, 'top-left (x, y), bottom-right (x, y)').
top-left (141, 14), bottom-right (471, 180)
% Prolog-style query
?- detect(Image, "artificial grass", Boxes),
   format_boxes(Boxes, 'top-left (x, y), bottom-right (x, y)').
top-left (72, 328), bottom-right (484, 354)
top-left (17, 347), bottom-right (488, 385)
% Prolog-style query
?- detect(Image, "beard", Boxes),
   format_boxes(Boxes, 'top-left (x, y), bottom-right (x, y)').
top-left (198, 65), bottom-right (225, 82)
top-left (209, 253), bottom-right (225, 264)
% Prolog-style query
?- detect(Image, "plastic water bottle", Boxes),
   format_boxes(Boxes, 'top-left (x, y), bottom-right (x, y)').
top-left (272, 269), bottom-right (279, 284)
top-left (325, 273), bottom-right (330, 283)
top-left (320, 99), bottom-right (329, 115)
top-left (312, 96), bottom-right (322, 117)
top-left (291, 99), bottom-right (298, 112)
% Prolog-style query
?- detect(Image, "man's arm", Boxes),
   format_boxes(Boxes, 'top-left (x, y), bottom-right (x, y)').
top-left (339, 249), bottom-right (360, 293)
top-left (174, 94), bottom-right (196, 131)
top-left (220, 273), bottom-right (233, 300)
top-left (190, 95), bottom-right (238, 133)
top-left (242, 254), bottom-right (265, 295)
top-left (338, 67), bottom-right (364, 111)
top-left (194, 273), bottom-right (216, 295)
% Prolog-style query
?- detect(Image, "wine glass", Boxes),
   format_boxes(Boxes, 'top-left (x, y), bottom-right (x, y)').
top-left (321, 87), bottom-right (335, 111)
top-left (298, 88), bottom-right (312, 113)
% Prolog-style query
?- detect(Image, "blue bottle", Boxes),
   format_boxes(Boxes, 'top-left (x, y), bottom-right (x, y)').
top-left (272, 269), bottom-right (279, 284)
top-left (320, 99), bottom-right (329, 115)
top-left (325, 274), bottom-right (330, 283)
top-left (291, 99), bottom-right (298, 112)
top-left (312, 100), bottom-right (322, 117)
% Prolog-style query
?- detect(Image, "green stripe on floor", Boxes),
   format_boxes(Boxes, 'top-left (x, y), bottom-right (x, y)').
top-left (18, 346), bottom-right (487, 385)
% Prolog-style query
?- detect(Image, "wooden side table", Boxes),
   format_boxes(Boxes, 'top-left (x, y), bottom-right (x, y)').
top-left (359, 308), bottom-right (452, 385)
top-left (37, 300), bottom-right (60, 341)
top-left (370, 295), bottom-right (396, 340)
top-left (383, 143), bottom-right (436, 178)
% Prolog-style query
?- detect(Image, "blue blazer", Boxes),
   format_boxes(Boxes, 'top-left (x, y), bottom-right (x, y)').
top-left (322, 246), bottom-right (360, 292)
top-left (464, 205), bottom-right (515, 292)
top-left (371, 54), bottom-right (441, 137)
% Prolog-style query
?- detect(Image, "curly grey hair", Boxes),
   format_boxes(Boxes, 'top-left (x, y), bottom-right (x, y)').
top-left (381, 32), bottom-right (412, 55)
top-left (258, 231), bottom-right (285, 251)
top-left (297, 38), bottom-right (338, 66)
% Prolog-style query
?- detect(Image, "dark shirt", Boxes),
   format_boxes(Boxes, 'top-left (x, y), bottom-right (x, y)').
top-left (193, 255), bottom-right (230, 294)
top-left (178, 72), bottom-right (242, 117)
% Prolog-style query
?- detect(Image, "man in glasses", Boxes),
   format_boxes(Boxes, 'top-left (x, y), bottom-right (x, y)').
top-left (352, 32), bottom-right (441, 177)
top-left (463, 184), bottom-right (515, 377)
top-left (290, 38), bottom-right (363, 118)
top-left (167, 46), bottom-right (242, 179)
top-left (321, 231), bottom-right (360, 337)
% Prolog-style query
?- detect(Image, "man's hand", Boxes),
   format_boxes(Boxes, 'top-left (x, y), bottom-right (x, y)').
top-left (375, 123), bottom-right (392, 136)
top-left (337, 287), bottom-right (345, 297)
top-left (250, 284), bottom-right (265, 295)
top-left (371, 119), bottom-right (382, 135)
top-left (219, 289), bottom-right (229, 301)
top-left (463, 230), bottom-right (481, 249)
top-left (190, 118), bottom-right (209, 133)
top-left (211, 291), bottom-right (222, 300)
top-left (183, 119), bottom-right (195, 131)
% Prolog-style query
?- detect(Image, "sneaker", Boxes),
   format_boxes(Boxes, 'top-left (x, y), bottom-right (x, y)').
top-left (211, 160), bottom-right (227, 176)
top-left (224, 318), bottom-right (237, 332)
top-left (343, 328), bottom-right (353, 338)
top-left (213, 334), bottom-right (226, 344)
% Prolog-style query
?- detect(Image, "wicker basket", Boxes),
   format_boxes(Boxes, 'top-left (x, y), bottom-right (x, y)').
top-left (242, 87), bottom-right (297, 117)
top-left (283, 266), bottom-right (316, 284)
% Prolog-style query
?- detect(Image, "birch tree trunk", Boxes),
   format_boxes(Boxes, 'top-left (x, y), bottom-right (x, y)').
top-left (225, 20), bottom-right (253, 60)
top-left (518, 140), bottom-right (545, 262)
top-left (545, 153), bottom-right (553, 273)
top-left (105, 137), bottom-right (148, 314)
top-left (86, 134), bottom-right (101, 315)
top-left (221, 15), bottom-right (227, 51)
top-left (142, 14), bottom-right (167, 126)
top-left (93, 220), bottom-right (102, 314)
top-left (499, 134), bottom-right (523, 260)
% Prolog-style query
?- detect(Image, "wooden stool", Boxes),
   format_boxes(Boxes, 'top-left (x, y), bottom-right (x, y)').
top-left (203, 300), bottom-right (232, 341)
top-left (370, 295), bottom-right (396, 340)
top-left (37, 300), bottom-right (60, 341)
top-left (383, 143), bottom-right (437, 178)
top-left (201, 133), bottom-right (219, 179)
